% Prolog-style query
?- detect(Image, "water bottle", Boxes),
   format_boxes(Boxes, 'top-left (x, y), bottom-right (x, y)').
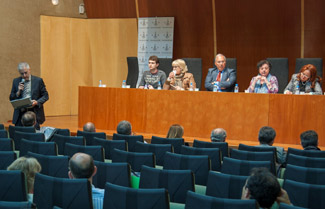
top-left (122, 80), bottom-right (126, 88)
top-left (295, 85), bottom-right (300, 95)
top-left (144, 82), bottom-right (148, 89)
top-left (234, 84), bottom-right (239, 93)
top-left (99, 80), bottom-right (102, 87)
top-left (157, 81), bottom-right (162, 90)
top-left (213, 83), bottom-right (218, 92)
top-left (189, 82), bottom-right (194, 91)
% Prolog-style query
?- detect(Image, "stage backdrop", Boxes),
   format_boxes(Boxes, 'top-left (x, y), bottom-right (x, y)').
top-left (137, 17), bottom-right (174, 87)
top-left (41, 16), bottom-right (137, 116)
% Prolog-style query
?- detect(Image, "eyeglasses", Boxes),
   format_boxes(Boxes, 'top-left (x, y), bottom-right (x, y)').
top-left (216, 61), bottom-right (225, 64)
top-left (301, 72), bottom-right (310, 79)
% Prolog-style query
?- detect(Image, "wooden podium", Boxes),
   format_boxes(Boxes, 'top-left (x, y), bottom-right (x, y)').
top-left (79, 87), bottom-right (325, 146)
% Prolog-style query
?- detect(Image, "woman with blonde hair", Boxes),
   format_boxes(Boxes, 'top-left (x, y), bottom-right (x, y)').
top-left (163, 59), bottom-right (196, 90)
top-left (7, 157), bottom-right (41, 202)
top-left (166, 124), bottom-right (184, 138)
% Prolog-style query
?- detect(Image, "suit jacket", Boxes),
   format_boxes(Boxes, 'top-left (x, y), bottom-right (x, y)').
top-left (9, 75), bottom-right (49, 125)
top-left (204, 67), bottom-right (237, 92)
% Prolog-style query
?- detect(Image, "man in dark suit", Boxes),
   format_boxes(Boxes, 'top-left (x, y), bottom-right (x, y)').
top-left (205, 54), bottom-right (237, 92)
top-left (9, 62), bottom-right (49, 129)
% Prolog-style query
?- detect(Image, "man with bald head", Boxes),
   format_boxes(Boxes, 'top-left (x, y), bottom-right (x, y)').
top-left (210, 128), bottom-right (227, 142)
top-left (83, 122), bottom-right (96, 132)
top-left (69, 153), bottom-right (103, 209)
top-left (205, 54), bottom-right (237, 92)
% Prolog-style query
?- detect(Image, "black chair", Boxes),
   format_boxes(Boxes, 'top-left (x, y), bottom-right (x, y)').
top-left (295, 58), bottom-right (323, 79)
top-left (134, 141), bottom-right (172, 166)
top-left (205, 171), bottom-right (248, 199)
top-left (284, 164), bottom-right (325, 185)
top-left (126, 57), bottom-right (139, 88)
top-left (163, 152), bottom-right (210, 186)
top-left (283, 179), bottom-right (325, 209)
top-left (221, 157), bottom-right (272, 176)
top-left (193, 139), bottom-right (229, 159)
top-left (93, 137), bottom-right (127, 160)
top-left (56, 128), bottom-right (70, 136)
top-left (34, 173), bottom-right (93, 209)
top-left (140, 165), bottom-right (195, 203)
top-left (0, 138), bottom-right (14, 151)
top-left (112, 133), bottom-right (144, 152)
top-left (93, 161), bottom-right (131, 189)
top-left (181, 145), bottom-right (221, 171)
top-left (0, 201), bottom-right (35, 209)
top-left (0, 151), bottom-right (17, 170)
top-left (0, 130), bottom-right (8, 138)
top-left (76, 130), bottom-right (106, 146)
top-left (287, 147), bottom-right (325, 158)
top-left (0, 170), bottom-right (27, 201)
top-left (27, 152), bottom-right (69, 178)
top-left (158, 58), bottom-right (173, 77)
top-left (151, 136), bottom-right (184, 154)
top-left (183, 58), bottom-right (202, 90)
top-left (20, 139), bottom-right (57, 157)
top-left (287, 154), bottom-right (325, 168)
top-left (8, 126), bottom-right (35, 150)
top-left (103, 182), bottom-right (169, 209)
top-left (185, 191), bottom-right (257, 209)
top-left (50, 134), bottom-right (85, 155)
top-left (14, 131), bottom-right (45, 151)
top-left (64, 143), bottom-right (105, 162)
top-left (0, 124), bottom-right (4, 129)
top-left (111, 149), bottom-right (155, 173)
top-left (279, 203), bottom-right (307, 209)
top-left (266, 58), bottom-right (289, 93)
top-left (238, 143), bottom-right (278, 163)
top-left (230, 149), bottom-right (276, 175)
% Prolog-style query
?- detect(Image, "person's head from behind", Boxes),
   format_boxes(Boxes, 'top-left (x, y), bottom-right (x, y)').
top-left (166, 124), bottom-right (184, 138)
top-left (172, 59), bottom-right (188, 75)
top-left (69, 153), bottom-right (96, 182)
top-left (117, 120), bottom-right (132, 135)
top-left (83, 122), bottom-right (96, 132)
top-left (148, 55), bottom-right (159, 71)
top-left (241, 167), bottom-right (281, 208)
top-left (258, 126), bottom-right (276, 145)
top-left (300, 130), bottom-right (318, 149)
top-left (21, 111), bottom-right (36, 127)
top-left (7, 157), bottom-right (41, 193)
top-left (210, 128), bottom-right (227, 142)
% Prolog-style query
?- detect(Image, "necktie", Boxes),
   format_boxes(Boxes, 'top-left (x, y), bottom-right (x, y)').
top-left (216, 71), bottom-right (221, 82)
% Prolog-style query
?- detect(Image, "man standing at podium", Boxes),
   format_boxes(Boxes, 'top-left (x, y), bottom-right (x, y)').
top-left (9, 62), bottom-right (49, 130)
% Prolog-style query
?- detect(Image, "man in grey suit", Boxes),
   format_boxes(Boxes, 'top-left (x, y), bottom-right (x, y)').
top-left (205, 54), bottom-right (237, 92)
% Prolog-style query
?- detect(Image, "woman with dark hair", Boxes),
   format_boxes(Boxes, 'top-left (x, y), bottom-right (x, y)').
top-left (166, 124), bottom-right (184, 138)
top-left (247, 60), bottom-right (279, 93)
top-left (284, 64), bottom-right (322, 95)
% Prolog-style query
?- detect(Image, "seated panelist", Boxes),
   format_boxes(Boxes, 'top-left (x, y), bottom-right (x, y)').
top-left (246, 60), bottom-right (278, 93)
top-left (204, 54), bottom-right (236, 92)
top-left (163, 59), bottom-right (196, 90)
top-left (284, 64), bottom-right (322, 95)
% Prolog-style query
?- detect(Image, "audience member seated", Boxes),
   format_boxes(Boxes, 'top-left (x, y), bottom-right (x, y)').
top-left (241, 167), bottom-right (291, 209)
top-left (163, 59), bottom-right (196, 90)
top-left (300, 130), bottom-right (321, 151)
top-left (246, 60), bottom-right (278, 93)
top-left (68, 152), bottom-right (104, 209)
top-left (284, 64), bottom-right (322, 95)
top-left (256, 126), bottom-right (286, 164)
top-left (21, 111), bottom-right (36, 127)
top-left (166, 124), bottom-right (184, 138)
top-left (210, 128), bottom-right (227, 142)
top-left (205, 53), bottom-right (237, 92)
top-left (83, 122), bottom-right (96, 132)
top-left (117, 120), bottom-right (133, 135)
top-left (7, 157), bottom-right (41, 202)
top-left (138, 55), bottom-right (167, 89)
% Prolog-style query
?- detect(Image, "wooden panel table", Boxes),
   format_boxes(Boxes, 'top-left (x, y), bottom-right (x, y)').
top-left (79, 87), bottom-right (325, 146)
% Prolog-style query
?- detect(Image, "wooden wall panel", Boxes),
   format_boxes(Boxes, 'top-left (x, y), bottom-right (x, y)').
top-left (304, 0), bottom-right (325, 77)
top-left (83, 0), bottom-right (136, 18)
top-left (138, 0), bottom-right (215, 90)
top-left (215, 0), bottom-right (301, 92)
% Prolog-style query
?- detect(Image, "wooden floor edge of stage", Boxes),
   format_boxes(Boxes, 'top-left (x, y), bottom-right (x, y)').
top-left (3, 115), bottom-right (325, 151)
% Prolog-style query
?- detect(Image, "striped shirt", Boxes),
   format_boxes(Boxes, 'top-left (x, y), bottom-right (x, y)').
top-left (92, 185), bottom-right (104, 209)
